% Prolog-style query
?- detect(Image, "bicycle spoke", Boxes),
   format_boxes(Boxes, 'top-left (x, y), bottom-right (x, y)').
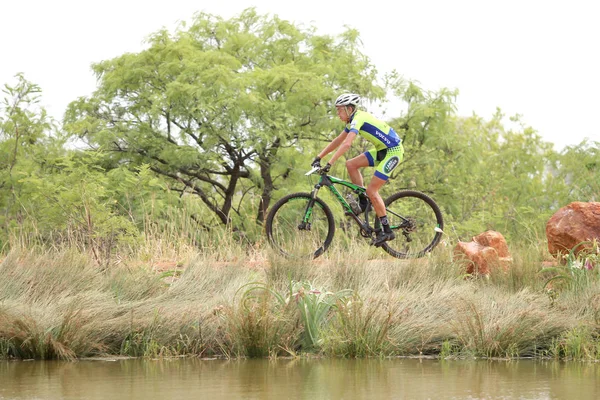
top-left (379, 191), bottom-right (443, 258)
top-left (266, 193), bottom-right (335, 259)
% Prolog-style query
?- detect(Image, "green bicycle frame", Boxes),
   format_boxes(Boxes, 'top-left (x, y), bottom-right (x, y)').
top-left (302, 173), bottom-right (408, 231)
top-left (301, 174), bottom-right (372, 229)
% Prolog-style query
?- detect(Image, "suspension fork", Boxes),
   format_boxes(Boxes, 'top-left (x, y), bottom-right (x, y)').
top-left (298, 183), bottom-right (323, 230)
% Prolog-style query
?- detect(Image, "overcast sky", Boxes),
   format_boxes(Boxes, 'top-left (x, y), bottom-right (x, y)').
top-left (1, 0), bottom-right (598, 150)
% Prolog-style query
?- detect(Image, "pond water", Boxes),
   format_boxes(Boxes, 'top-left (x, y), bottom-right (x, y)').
top-left (1, 357), bottom-right (599, 399)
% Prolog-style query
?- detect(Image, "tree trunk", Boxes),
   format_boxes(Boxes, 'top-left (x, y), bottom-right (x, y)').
top-left (256, 138), bottom-right (281, 223)
top-left (257, 155), bottom-right (274, 224)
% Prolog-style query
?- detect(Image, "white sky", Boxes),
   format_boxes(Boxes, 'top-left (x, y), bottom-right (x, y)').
top-left (1, 0), bottom-right (598, 151)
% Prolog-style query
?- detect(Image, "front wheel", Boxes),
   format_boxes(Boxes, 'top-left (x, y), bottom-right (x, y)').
top-left (265, 192), bottom-right (335, 259)
top-left (378, 190), bottom-right (444, 259)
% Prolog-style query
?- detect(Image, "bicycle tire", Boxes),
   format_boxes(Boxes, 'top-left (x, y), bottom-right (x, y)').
top-left (265, 192), bottom-right (336, 259)
top-left (377, 190), bottom-right (444, 259)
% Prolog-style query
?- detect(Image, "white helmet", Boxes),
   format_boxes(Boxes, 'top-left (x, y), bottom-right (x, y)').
top-left (335, 93), bottom-right (361, 107)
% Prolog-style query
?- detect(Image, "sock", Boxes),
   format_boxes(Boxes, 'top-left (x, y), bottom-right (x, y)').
top-left (380, 216), bottom-right (392, 233)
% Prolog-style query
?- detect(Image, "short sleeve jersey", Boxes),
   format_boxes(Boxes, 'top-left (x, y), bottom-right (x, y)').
top-left (344, 110), bottom-right (402, 150)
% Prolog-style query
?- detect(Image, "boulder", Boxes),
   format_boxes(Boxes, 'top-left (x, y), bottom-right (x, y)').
top-left (453, 230), bottom-right (512, 276)
top-left (546, 202), bottom-right (600, 258)
top-left (473, 230), bottom-right (511, 258)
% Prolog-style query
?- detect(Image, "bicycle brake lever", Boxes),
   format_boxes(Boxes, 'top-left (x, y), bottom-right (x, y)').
top-left (305, 167), bottom-right (319, 176)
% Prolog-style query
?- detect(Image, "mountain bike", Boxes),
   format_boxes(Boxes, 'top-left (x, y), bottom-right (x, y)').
top-left (265, 166), bottom-right (444, 259)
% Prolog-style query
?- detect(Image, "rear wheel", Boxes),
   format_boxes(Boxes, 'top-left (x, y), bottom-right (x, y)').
top-left (265, 192), bottom-right (335, 259)
top-left (377, 190), bottom-right (444, 259)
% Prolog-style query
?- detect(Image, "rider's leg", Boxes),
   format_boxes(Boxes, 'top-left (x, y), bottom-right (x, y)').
top-left (368, 176), bottom-right (395, 246)
top-left (346, 154), bottom-right (370, 211)
top-left (368, 145), bottom-right (404, 245)
top-left (367, 176), bottom-right (396, 246)
top-left (366, 176), bottom-right (387, 217)
top-left (369, 145), bottom-right (403, 216)
top-left (346, 154), bottom-right (369, 186)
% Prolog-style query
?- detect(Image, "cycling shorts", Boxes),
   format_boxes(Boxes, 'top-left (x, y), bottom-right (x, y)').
top-left (364, 145), bottom-right (404, 181)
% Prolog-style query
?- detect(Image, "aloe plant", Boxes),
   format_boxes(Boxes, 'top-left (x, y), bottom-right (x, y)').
top-left (290, 281), bottom-right (353, 349)
top-left (236, 280), bottom-right (352, 350)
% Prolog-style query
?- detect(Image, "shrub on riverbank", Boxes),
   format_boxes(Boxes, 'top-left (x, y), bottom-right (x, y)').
top-left (1, 242), bottom-right (599, 361)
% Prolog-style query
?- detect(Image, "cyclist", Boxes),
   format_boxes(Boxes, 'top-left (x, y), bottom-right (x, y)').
top-left (311, 93), bottom-right (404, 246)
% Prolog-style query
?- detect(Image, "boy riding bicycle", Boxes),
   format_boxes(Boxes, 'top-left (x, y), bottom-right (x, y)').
top-left (311, 93), bottom-right (404, 247)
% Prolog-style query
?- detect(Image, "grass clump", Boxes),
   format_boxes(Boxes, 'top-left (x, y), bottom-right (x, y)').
top-left (447, 287), bottom-right (571, 358)
top-left (215, 282), bottom-right (301, 358)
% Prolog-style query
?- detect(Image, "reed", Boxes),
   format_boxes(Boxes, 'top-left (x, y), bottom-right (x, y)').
top-left (549, 326), bottom-right (600, 360)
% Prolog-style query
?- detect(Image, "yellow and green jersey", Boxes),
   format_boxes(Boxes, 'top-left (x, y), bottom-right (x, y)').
top-left (344, 110), bottom-right (402, 150)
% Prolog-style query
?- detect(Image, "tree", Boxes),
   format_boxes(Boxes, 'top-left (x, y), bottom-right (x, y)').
top-left (552, 140), bottom-right (600, 204)
top-left (0, 74), bottom-right (59, 247)
top-left (65, 8), bottom-right (385, 230)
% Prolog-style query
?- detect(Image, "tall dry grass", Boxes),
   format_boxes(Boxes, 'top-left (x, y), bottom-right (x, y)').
top-left (1, 237), bottom-right (598, 361)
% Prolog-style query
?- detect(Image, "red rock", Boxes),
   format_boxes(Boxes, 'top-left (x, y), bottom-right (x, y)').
top-left (473, 231), bottom-right (511, 258)
top-left (453, 230), bottom-right (512, 276)
top-left (546, 202), bottom-right (600, 257)
top-left (454, 241), bottom-right (497, 275)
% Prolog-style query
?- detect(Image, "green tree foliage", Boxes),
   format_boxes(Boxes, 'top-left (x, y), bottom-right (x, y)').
top-left (445, 113), bottom-right (557, 241)
top-left (17, 153), bottom-right (157, 261)
top-left (0, 74), bottom-right (60, 249)
top-left (0, 75), bottom-right (181, 257)
top-left (552, 140), bottom-right (600, 203)
top-left (65, 8), bottom-right (385, 230)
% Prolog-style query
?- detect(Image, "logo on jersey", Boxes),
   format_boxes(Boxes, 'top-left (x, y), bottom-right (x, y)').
top-left (375, 131), bottom-right (392, 146)
top-left (383, 156), bottom-right (400, 174)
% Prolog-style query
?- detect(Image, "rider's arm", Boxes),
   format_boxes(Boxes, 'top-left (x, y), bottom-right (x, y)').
top-left (317, 130), bottom-right (347, 159)
top-left (327, 131), bottom-right (357, 166)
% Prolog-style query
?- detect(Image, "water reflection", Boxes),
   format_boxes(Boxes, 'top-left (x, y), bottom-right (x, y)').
top-left (1, 358), bottom-right (599, 399)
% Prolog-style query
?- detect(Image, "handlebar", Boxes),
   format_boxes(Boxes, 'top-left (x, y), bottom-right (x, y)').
top-left (305, 167), bottom-right (320, 176)
top-left (305, 167), bottom-right (331, 176)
